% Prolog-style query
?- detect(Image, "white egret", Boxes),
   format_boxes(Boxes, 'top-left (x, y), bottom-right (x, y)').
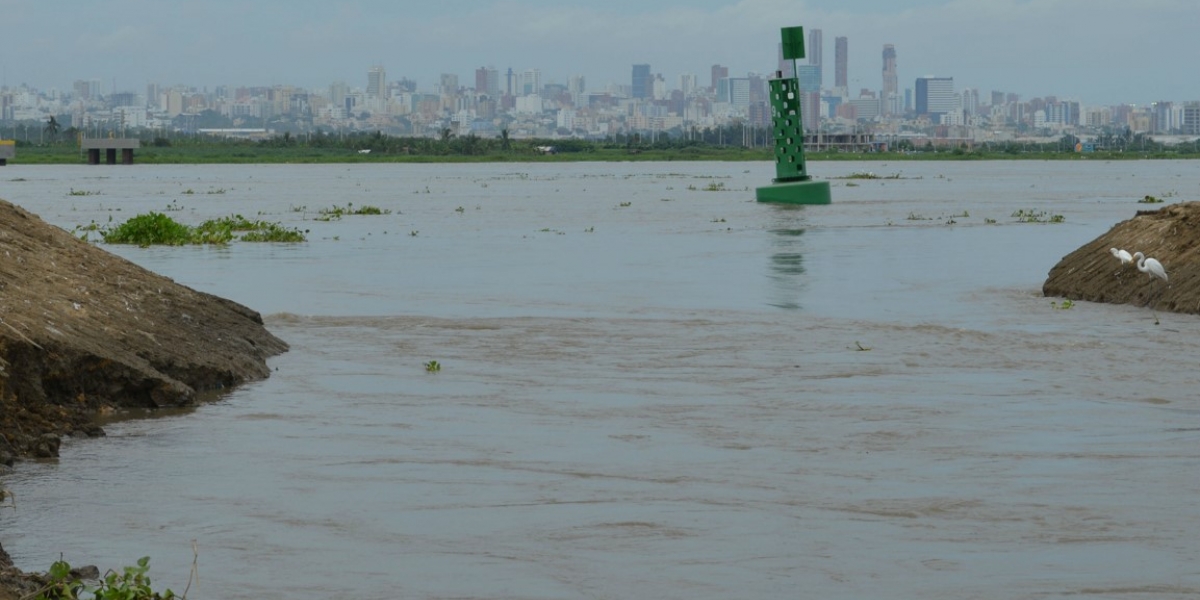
top-left (1110, 247), bottom-right (1132, 264)
top-left (1132, 252), bottom-right (1168, 282)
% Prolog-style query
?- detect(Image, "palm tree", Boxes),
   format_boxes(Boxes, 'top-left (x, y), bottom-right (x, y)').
top-left (499, 128), bottom-right (511, 152)
top-left (44, 116), bottom-right (60, 143)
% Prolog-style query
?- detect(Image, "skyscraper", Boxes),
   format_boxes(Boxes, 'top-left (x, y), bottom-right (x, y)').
top-left (439, 73), bottom-right (459, 97)
top-left (475, 67), bottom-right (499, 96)
top-left (329, 81), bottom-right (349, 108)
top-left (808, 28), bottom-right (823, 67)
top-left (722, 77), bottom-right (751, 107)
top-left (679, 73), bottom-right (696, 96)
top-left (367, 66), bottom-right (386, 99)
top-left (777, 44), bottom-right (794, 78)
top-left (915, 76), bottom-right (956, 117)
top-left (882, 44), bottom-right (898, 114)
top-left (710, 64), bottom-right (728, 92)
top-left (882, 45), bottom-right (897, 97)
top-left (811, 28), bottom-right (820, 88)
top-left (632, 64), bottom-right (652, 99)
top-left (568, 75), bottom-right (586, 105)
top-left (834, 37), bottom-right (848, 91)
top-left (521, 69), bottom-right (541, 96)
top-left (961, 88), bottom-right (979, 116)
top-left (1183, 102), bottom-right (1200, 135)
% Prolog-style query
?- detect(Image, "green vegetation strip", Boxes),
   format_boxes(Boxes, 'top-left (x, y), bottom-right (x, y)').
top-left (77, 212), bottom-right (306, 246)
top-left (9, 127), bottom-right (1200, 165)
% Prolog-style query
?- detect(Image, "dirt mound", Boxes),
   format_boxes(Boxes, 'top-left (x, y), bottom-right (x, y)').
top-left (0, 197), bottom-right (289, 590)
top-left (0, 198), bottom-right (288, 458)
top-left (1044, 201), bottom-right (1200, 313)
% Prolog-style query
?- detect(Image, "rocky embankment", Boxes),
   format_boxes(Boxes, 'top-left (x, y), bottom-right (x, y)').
top-left (1044, 201), bottom-right (1200, 313)
top-left (0, 197), bottom-right (288, 593)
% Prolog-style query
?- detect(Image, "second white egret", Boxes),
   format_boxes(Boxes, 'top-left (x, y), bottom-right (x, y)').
top-left (1132, 251), bottom-right (1168, 282)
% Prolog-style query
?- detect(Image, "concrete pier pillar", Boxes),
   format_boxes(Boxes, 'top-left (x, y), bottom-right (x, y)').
top-left (81, 138), bottom-right (140, 165)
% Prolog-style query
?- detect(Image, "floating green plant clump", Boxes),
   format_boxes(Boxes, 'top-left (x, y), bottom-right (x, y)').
top-left (1011, 209), bottom-right (1065, 223)
top-left (80, 212), bottom-right (306, 246)
top-left (196, 215), bottom-right (308, 243)
top-left (315, 202), bottom-right (392, 220)
top-left (100, 212), bottom-right (195, 246)
top-left (836, 171), bottom-right (902, 180)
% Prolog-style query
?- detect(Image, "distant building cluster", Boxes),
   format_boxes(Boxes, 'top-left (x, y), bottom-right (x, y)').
top-left (2, 31), bottom-right (1199, 146)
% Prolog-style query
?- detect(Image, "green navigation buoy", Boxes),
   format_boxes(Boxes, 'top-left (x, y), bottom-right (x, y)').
top-left (756, 25), bottom-right (831, 205)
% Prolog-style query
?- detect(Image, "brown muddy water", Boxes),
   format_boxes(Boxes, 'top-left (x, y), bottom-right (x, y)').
top-left (2, 161), bottom-right (1200, 599)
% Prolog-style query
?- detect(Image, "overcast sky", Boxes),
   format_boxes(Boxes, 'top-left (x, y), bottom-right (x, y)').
top-left (1, 0), bottom-right (1194, 106)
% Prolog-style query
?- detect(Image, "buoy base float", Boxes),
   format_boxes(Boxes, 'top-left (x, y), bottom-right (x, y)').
top-left (756, 178), bottom-right (831, 205)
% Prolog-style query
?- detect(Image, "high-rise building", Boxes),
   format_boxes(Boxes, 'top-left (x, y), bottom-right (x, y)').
top-left (834, 37), bottom-right (848, 91)
top-left (632, 64), bottom-right (652, 99)
top-left (961, 88), bottom-right (979, 116)
top-left (1150, 101), bottom-right (1175, 133)
top-left (806, 28), bottom-right (823, 89)
top-left (777, 44), bottom-right (795, 78)
top-left (74, 80), bottom-right (97, 100)
top-left (475, 68), bottom-right (489, 95)
top-left (475, 67), bottom-right (499, 96)
top-left (367, 66), bottom-right (386, 99)
top-left (439, 73), bottom-right (459, 96)
top-left (881, 44), bottom-right (897, 99)
top-left (801, 91), bottom-right (821, 132)
top-left (679, 73), bottom-right (696, 96)
top-left (719, 77), bottom-right (751, 107)
top-left (520, 69), bottom-right (541, 96)
top-left (1182, 102), bottom-right (1200, 135)
top-left (915, 76), bottom-right (956, 117)
top-left (329, 81), bottom-right (349, 108)
top-left (568, 75), bottom-right (586, 96)
top-left (796, 65), bottom-right (822, 94)
top-left (808, 28), bottom-right (823, 67)
top-left (145, 83), bottom-right (159, 110)
top-left (710, 64), bottom-right (728, 92)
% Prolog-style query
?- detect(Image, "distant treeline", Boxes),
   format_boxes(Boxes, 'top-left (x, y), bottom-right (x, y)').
top-left (7, 123), bottom-right (1200, 164)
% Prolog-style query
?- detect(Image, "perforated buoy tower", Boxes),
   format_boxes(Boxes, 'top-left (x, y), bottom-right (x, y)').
top-left (756, 25), bottom-right (831, 205)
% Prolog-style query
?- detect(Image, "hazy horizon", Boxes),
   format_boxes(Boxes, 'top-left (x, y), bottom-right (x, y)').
top-left (2, 0), bottom-right (1196, 106)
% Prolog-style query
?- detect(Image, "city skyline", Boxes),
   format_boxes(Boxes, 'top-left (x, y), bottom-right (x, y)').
top-left (0, 0), bottom-right (1197, 107)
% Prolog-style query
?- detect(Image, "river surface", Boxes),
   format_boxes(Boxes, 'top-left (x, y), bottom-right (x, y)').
top-left (2, 160), bottom-right (1200, 599)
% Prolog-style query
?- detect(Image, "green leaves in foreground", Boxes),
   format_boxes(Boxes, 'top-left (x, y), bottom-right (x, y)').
top-left (37, 556), bottom-right (176, 600)
top-left (78, 212), bottom-right (307, 246)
